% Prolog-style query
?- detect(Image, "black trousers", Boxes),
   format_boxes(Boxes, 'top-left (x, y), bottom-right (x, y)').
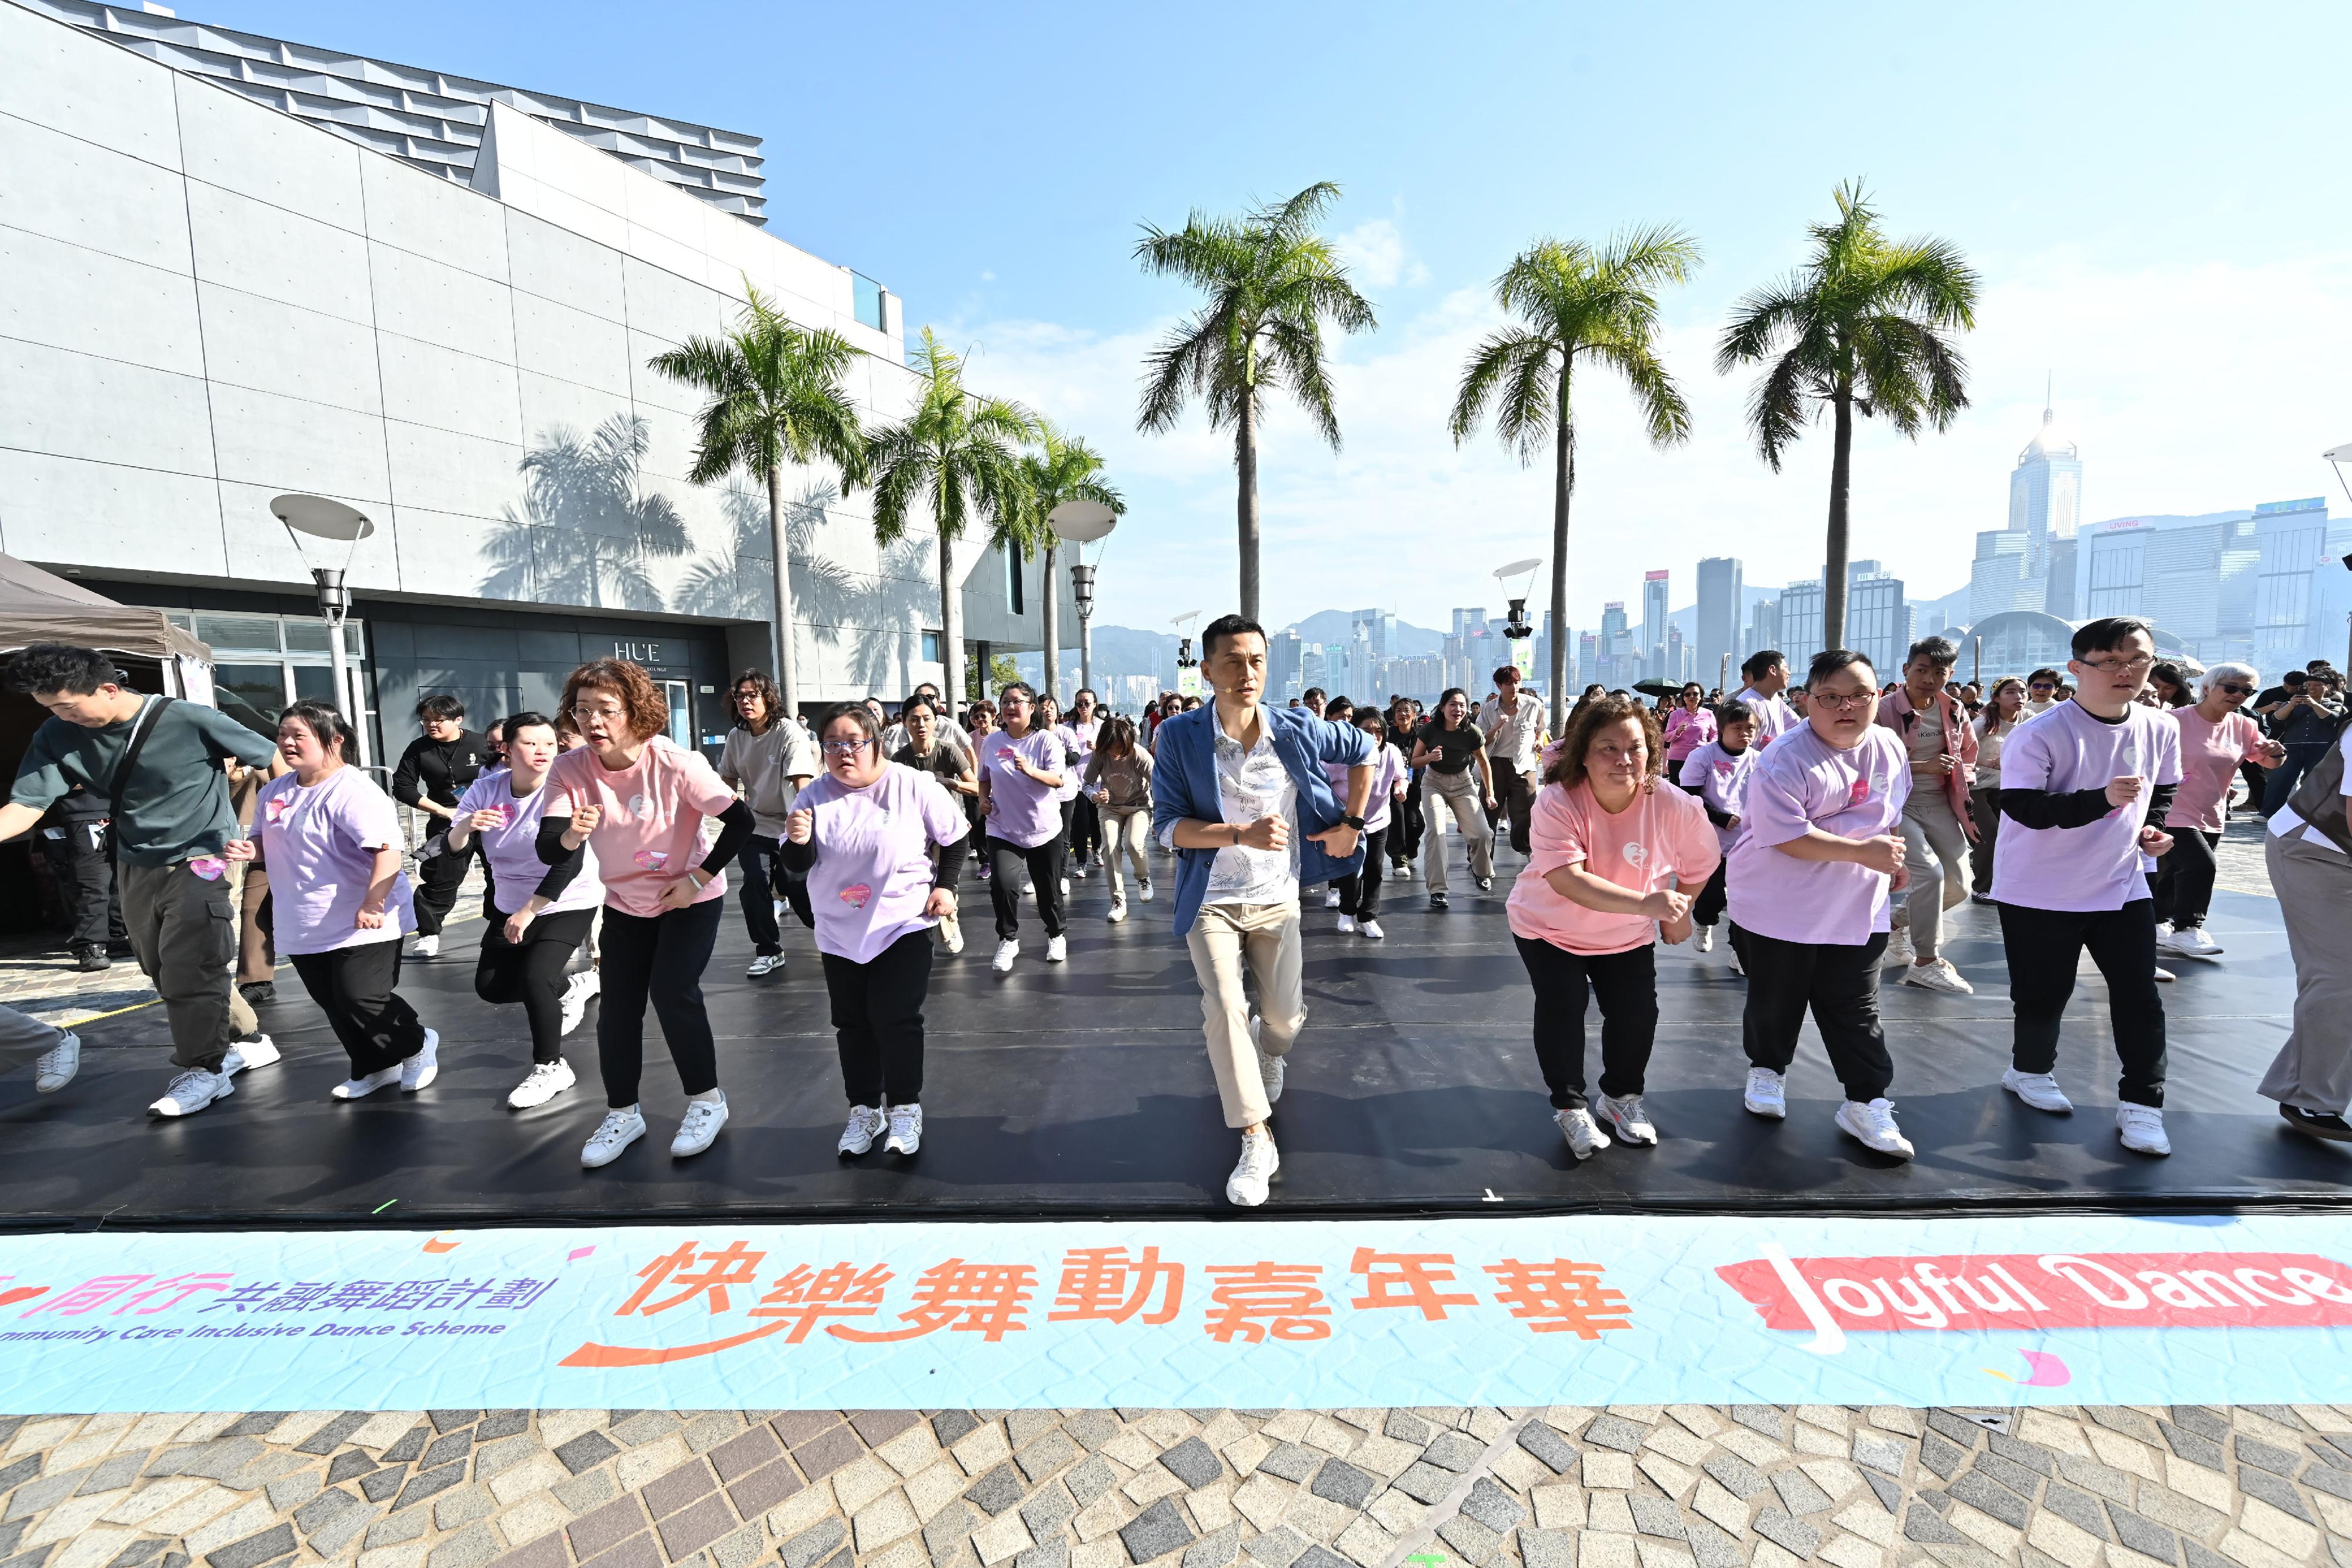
top-left (1735, 925), bottom-right (1894, 1102)
top-left (822, 928), bottom-right (934, 1107)
top-left (1692, 860), bottom-right (1729, 928)
top-left (595, 898), bottom-right (723, 1107)
top-left (736, 834), bottom-right (814, 955)
top-left (1068, 793), bottom-right (1102, 862)
top-left (476, 904), bottom-right (596, 1064)
top-left (1335, 827), bottom-right (1389, 918)
top-left (42, 819), bottom-right (123, 948)
top-left (985, 835), bottom-right (1067, 941)
top-left (1998, 899), bottom-right (2167, 1107)
top-left (1514, 935), bottom-right (1657, 1109)
top-left (412, 833), bottom-right (492, 938)
top-left (289, 940), bottom-right (426, 1076)
top-left (1391, 777), bottom-right (1425, 865)
top-left (1491, 759), bottom-right (1537, 856)
top-left (2150, 829), bottom-right (2220, 930)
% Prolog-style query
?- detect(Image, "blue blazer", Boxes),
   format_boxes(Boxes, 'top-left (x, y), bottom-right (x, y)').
top-left (1149, 703), bottom-right (1375, 936)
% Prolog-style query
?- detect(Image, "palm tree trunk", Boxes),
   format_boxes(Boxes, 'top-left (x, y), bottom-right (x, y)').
top-left (1041, 539), bottom-right (1060, 703)
top-left (1236, 397), bottom-right (1261, 621)
top-left (1548, 370), bottom-right (1575, 736)
top-left (766, 463), bottom-right (799, 718)
top-left (1823, 389), bottom-right (1854, 654)
top-left (938, 526), bottom-right (964, 716)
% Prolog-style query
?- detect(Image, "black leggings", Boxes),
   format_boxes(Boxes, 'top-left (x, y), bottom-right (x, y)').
top-left (289, 939), bottom-right (426, 1075)
top-left (1692, 860), bottom-right (1729, 928)
top-left (1514, 935), bottom-right (1657, 1110)
top-left (823, 928), bottom-right (934, 1107)
top-left (1734, 925), bottom-right (1893, 1102)
top-left (985, 835), bottom-right (1067, 941)
top-left (2150, 828), bottom-right (2220, 930)
top-left (1391, 777), bottom-right (1425, 865)
top-left (1068, 793), bottom-right (1102, 862)
top-left (736, 834), bottom-right (814, 955)
top-left (1335, 827), bottom-right (1389, 918)
top-left (594, 898), bottom-right (724, 1107)
top-left (412, 836), bottom-right (491, 937)
top-left (1998, 898), bottom-right (2166, 1107)
top-left (475, 904), bottom-right (596, 1064)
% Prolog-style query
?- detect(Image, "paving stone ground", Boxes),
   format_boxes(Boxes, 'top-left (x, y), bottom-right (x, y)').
top-left (5, 1405), bottom-right (2351, 1568)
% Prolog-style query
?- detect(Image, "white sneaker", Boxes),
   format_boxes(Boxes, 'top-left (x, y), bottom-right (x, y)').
top-left (1359, 920), bottom-right (1385, 941)
top-left (564, 968), bottom-right (602, 1004)
top-left (837, 1103), bottom-right (886, 1156)
top-left (746, 952), bottom-right (786, 978)
top-left (2002, 1068), bottom-right (2073, 1114)
top-left (671, 1092), bottom-right (728, 1158)
top-left (1695, 925), bottom-right (1715, 954)
top-left (1743, 1067), bottom-right (1786, 1119)
top-left (400, 1028), bottom-right (440, 1092)
top-left (1226, 1128), bottom-right (1278, 1206)
top-left (222, 1035), bottom-right (279, 1074)
top-left (2117, 1103), bottom-right (2170, 1156)
top-left (330, 1065), bottom-right (400, 1100)
top-left (1556, 1106), bottom-right (1612, 1160)
top-left (508, 1059), bottom-right (576, 1109)
top-left (1836, 1098), bottom-right (1915, 1158)
top-left (1107, 899), bottom-right (1127, 924)
top-left (1728, 946), bottom-right (1746, 978)
top-left (1045, 935), bottom-right (1068, 963)
top-left (884, 1102), bottom-right (923, 1155)
top-left (1882, 928), bottom-right (1914, 968)
top-left (1060, 878), bottom-right (1070, 898)
top-left (151, 1066), bottom-right (233, 1116)
top-left (409, 933), bottom-right (440, 960)
top-left (2168, 925), bottom-right (2223, 959)
top-left (1595, 1092), bottom-right (1656, 1145)
top-left (1325, 888), bottom-right (1342, 910)
top-left (2154, 965), bottom-right (2177, 983)
top-left (1335, 914), bottom-right (1357, 935)
top-left (1251, 1015), bottom-right (1284, 1107)
top-left (1395, 861), bottom-right (1414, 880)
top-left (560, 987), bottom-right (588, 1038)
top-left (992, 939), bottom-right (1020, 974)
top-left (1071, 864), bottom-right (1087, 880)
top-left (582, 1105), bottom-right (646, 1167)
top-left (1022, 880), bottom-right (1035, 897)
top-left (1901, 957), bottom-right (1975, 995)
top-left (1138, 882), bottom-right (1154, 902)
top-left (941, 915), bottom-right (965, 955)
top-left (34, 1031), bottom-right (80, 1093)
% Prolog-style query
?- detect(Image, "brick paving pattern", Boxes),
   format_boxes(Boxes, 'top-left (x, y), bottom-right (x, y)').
top-left (4, 1405), bottom-right (2350, 1568)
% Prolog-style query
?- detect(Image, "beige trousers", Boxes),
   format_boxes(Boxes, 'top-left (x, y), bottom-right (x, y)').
top-left (1421, 768), bottom-right (1493, 895)
top-left (1103, 808), bottom-right (1154, 902)
top-left (1185, 901), bottom-right (1304, 1128)
top-left (2259, 832), bottom-right (2352, 1115)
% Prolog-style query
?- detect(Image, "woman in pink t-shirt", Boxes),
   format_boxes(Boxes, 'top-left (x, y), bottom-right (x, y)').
top-left (1662, 684), bottom-right (1716, 783)
top-left (2155, 661), bottom-right (2285, 959)
top-left (539, 660), bottom-right (755, 1171)
top-left (1505, 695), bottom-right (1719, 1161)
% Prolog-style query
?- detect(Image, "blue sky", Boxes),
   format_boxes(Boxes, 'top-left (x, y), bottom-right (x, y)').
top-left (192, 1), bottom-right (2352, 633)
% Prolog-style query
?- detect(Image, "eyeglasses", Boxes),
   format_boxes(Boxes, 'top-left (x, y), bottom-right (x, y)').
top-left (2080, 656), bottom-right (2155, 676)
top-left (2216, 683), bottom-right (2254, 697)
top-left (2028, 682), bottom-right (2057, 692)
top-left (821, 738), bottom-right (873, 757)
top-left (1808, 691), bottom-right (1876, 710)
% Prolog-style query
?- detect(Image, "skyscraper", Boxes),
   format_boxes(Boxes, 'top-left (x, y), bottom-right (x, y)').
top-left (1695, 557), bottom-right (1743, 691)
top-left (1642, 571), bottom-right (1671, 652)
top-left (1451, 608), bottom-right (1489, 638)
top-left (1268, 629), bottom-right (1304, 703)
top-left (2011, 394), bottom-right (2083, 580)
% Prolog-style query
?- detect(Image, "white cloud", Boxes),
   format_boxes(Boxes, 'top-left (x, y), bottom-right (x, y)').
top-left (1334, 218), bottom-right (1429, 290)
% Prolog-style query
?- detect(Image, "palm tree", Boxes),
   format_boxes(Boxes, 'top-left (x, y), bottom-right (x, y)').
top-left (1013, 424), bottom-right (1124, 700)
top-left (866, 329), bottom-right (1040, 709)
top-left (1135, 182), bottom-right (1375, 620)
top-left (1717, 180), bottom-right (1979, 653)
top-left (482, 414), bottom-right (690, 611)
top-left (1449, 229), bottom-right (1700, 732)
top-left (647, 284), bottom-right (867, 717)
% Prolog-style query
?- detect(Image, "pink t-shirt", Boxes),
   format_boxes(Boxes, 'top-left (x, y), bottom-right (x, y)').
top-left (252, 767), bottom-right (415, 955)
top-left (795, 761), bottom-right (971, 964)
top-left (455, 768), bottom-right (604, 918)
top-left (545, 738), bottom-right (734, 918)
top-left (1508, 778), bottom-right (1720, 955)
top-left (1679, 737), bottom-right (1759, 854)
top-left (1664, 706), bottom-right (1717, 763)
top-left (1726, 723), bottom-right (1910, 945)
top-left (2168, 707), bottom-right (2265, 834)
top-left (1990, 700), bottom-right (2184, 912)
top-left (977, 726), bottom-right (1066, 848)
top-left (1324, 741), bottom-right (1408, 832)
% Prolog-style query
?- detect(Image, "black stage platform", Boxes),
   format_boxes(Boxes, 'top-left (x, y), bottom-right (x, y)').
top-left (4, 842), bottom-right (2342, 1228)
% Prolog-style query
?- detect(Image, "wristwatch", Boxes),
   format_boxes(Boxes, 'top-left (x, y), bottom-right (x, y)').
top-left (1343, 814), bottom-right (1367, 832)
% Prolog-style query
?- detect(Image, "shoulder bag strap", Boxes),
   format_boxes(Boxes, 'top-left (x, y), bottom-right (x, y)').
top-left (106, 695), bottom-right (175, 863)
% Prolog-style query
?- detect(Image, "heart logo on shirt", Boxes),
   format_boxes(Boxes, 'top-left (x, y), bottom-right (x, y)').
top-left (626, 794), bottom-right (652, 821)
top-left (1848, 778), bottom-right (1870, 805)
top-left (633, 850), bottom-right (669, 870)
top-left (1715, 761), bottom-right (1735, 776)
top-left (265, 795), bottom-right (290, 824)
top-left (1622, 842), bottom-right (1648, 867)
top-left (840, 883), bottom-right (873, 909)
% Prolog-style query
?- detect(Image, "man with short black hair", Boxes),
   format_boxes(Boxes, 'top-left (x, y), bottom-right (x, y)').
top-left (0, 644), bottom-right (283, 1117)
top-left (392, 694), bottom-right (493, 959)
top-left (2262, 669), bottom-right (2345, 815)
top-left (1480, 665), bottom-right (1545, 856)
top-left (721, 668), bottom-right (818, 978)
top-left (1876, 636), bottom-right (1979, 992)
top-left (1300, 688), bottom-right (1326, 718)
top-left (1735, 651), bottom-right (1799, 747)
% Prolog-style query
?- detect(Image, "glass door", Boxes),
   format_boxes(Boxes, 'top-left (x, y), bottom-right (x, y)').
top-left (662, 680), bottom-right (693, 751)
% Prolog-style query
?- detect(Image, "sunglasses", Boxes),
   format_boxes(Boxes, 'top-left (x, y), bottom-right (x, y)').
top-left (2028, 683), bottom-right (2056, 692)
top-left (2216, 683), bottom-right (2254, 697)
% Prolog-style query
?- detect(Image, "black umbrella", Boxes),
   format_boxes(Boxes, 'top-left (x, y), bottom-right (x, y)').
top-left (1632, 680), bottom-right (1682, 698)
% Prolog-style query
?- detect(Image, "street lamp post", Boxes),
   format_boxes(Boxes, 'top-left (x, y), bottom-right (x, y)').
top-left (270, 493), bottom-right (373, 762)
top-left (1049, 500), bottom-right (1118, 704)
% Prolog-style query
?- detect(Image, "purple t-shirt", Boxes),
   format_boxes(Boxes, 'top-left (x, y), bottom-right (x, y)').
top-left (1681, 737), bottom-right (1759, 855)
top-left (455, 768), bottom-right (604, 918)
top-left (1324, 741), bottom-right (1406, 832)
top-left (1726, 723), bottom-right (1910, 946)
top-left (252, 767), bottom-right (416, 955)
top-left (978, 726), bottom-right (1067, 848)
top-left (1990, 700), bottom-right (2185, 912)
top-left (796, 761), bottom-right (971, 963)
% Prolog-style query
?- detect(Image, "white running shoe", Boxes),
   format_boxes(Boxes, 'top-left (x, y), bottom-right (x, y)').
top-left (400, 1028), bottom-right (440, 1093)
top-left (1335, 915), bottom-right (1357, 935)
top-left (2002, 1068), bottom-right (2073, 1114)
top-left (564, 968), bottom-right (602, 1004)
top-left (508, 1059), bottom-right (576, 1109)
top-left (34, 1031), bottom-right (80, 1094)
top-left (330, 1065), bottom-right (400, 1101)
top-left (2117, 1104), bottom-right (2170, 1156)
top-left (746, 952), bottom-right (786, 978)
top-left (1728, 946), bottom-right (1746, 978)
top-left (1695, 925), bottom-right (1715, 954)
top-left (222, 1035), bottom-right (279, 1074)
top-left (1107, 899), bottom-right (1127, 924)
top-left (1595, 1092), bottom-right (1656, 1146)
top-left (1743, 1067), bottom-right (1786, 1119)
top-left (2154, 966), bottom-right (2177, 983)
top-left (1045, 935), bottom-right (1068, 963)
top-left (1060, 878), bottom-right (1070, 898)
top-left (2167, 925), bottom-right (2223, 959)
top-left (884, 1102), bottom-right (923, 1155)
top-left (560, 987), bottom-right (588, 1038)
top-left (1395, 861), bottom-right (1414, 880)
top-left (1071, 864), bottom-right (1087, 880)
top-left (940, 916), bottom-right (965, 955)
top-left (582, 1105), bottom-right (646, 1167)
top-left (1359, 920), bottom-right (1385, 940)
top-left (1836, 1098), bottom-right (1915, 1158)
top-left (1556, 1106), bottom-right (1612, 1160)
top-left (671, 1092), bottom-right (728, 1158)
top-left (1901, 958), bottom-right (1975, 995)
top-left (151, 1066), bottom-right (233, 1117)
top-left (1138, 882), bottom-right (1154, 902)
top-left (1251, 1015), bottom-right (1284, 1107)
top-left (409, 932), bottom-right (440, 960)
top-left (1226, 1128), bottom-right (1278, 1206)
top-left (1022, 880), bottom-right (1035, 897)
top-left (1325, 888), bottom-right (1342, 910)
top-left (837, 1104), bottom-right (885, 1156)
top-left (1881, 928), bottom-right (1914, 968)
top-left (992, 939), bottom-right (1020, 974)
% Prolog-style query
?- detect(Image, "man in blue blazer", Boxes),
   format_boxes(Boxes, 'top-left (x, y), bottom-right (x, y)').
top-left (1151, 614), bottom-right (1375, 1206)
